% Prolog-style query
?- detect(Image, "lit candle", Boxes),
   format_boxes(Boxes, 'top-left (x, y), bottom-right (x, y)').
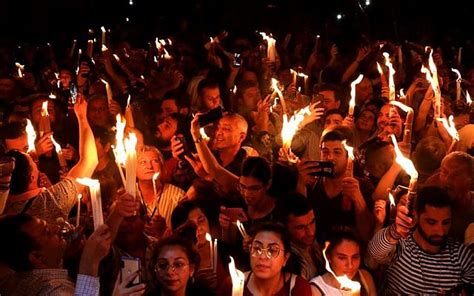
top-left (15, 62), bottom-right (24, 78)
top-left (281, 105), bottom-right (312, 150)
top-left (125, 95), bottom-right (135, 128)
top-left (213, 238), bottom-right (218, 273)
top-left (152, 172), bottom-right (160, 198)
top-left (322, 242), bottom-right (361, 295)
top-left (25, 119), bottom-right (37, 153)
top-left (424, 47), bottom-right (442, 119)
top-left (451, 68), bottom-right (462, 103)
top-left (457, 47), bottom-right (462, 66)
top-left (271, 78), bottom-right (287, 115)
top-left (389, 101), bottom-right (414, 145)
top-left (205, 233), bottom-right (214, 270)
top-left (69, 39), bottom-right (77, 58)
top-left (86, 39), bottom-right (94, 57)
top-left (101, 26), bottom-right (106, 47)
top-left (391, 135), bottom-right (418, 216)
top-left (388, 192), bottom-right (397, 222)
top-left (113, 115), bottom-right (127, 188)
top-left (466, 91), bottom-right (472, 105)
top-left (76, 193), bottom-right (82, 227)
top-left (76, 178), bottom-right (104, 230)
top-left (39, 101), bottom-right (51, 137)
top-left (236, 220), bottom-right (248, 238)
top-left (50, 135), bottom-right (67, 171)
top-left (436, 115), bottom-right (459, 153)
top-left (100, 79), bottom-right (113, 106)
top-left (124, 133), bottom-right (138, 199)
top-left (200, 128), bottom-right (210, 142)
top-left (342, 140), bottom-right (354, 177)
top-left (228, 256), bottom-right (245, 296)
top-left (383, 52), bottom-right (396, 102)
top-left (348, 74), bottom-right (364, 118)
top-left (259, 32), bottom-right (276, 62)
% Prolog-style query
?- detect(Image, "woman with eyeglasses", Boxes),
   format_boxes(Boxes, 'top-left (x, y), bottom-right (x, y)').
top-left (310, 230), bottom-right (376, 296)
top-left (150, 236), bottom-right (213, 296)
top-left (243, 223), bottom-right (313, 296)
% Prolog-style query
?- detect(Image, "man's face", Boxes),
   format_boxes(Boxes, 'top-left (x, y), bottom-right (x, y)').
top-left (87, 98), bottom-right (110, 128)
top-left (160, 99), bottom-right (178, 118)
top-left (242, 86), bottom-right (262, 111)
top-left (417, 205), bottom-right (452, 247)
top-left (439, 158), bottom-right (472, 199)
top-left (5, 133), bottom-right (28, 152)
top-left (287, 211), bottom-right (316, 248)
top-left (324, 113), bottom-right (343, 129)
top-left (320, 140), bottom-right (348, 176)
top-left (320, 90), bottom-right (340, 111)
top-left (214, 117), bottom-right (243, 150)
top-left (59, 70), bottom-right (72, 89)
top-left (201, 87), bottom-right (221, 111)
top-left (136, 151), bottom-right (161, 181)
top-left (31, 100), bottom-right (56, 125)
top-left (24, 218), bottom-right (67, 268)
top-left (155, 116), bottom-right (178, 143)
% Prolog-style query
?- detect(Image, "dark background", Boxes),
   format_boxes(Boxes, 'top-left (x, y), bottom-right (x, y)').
top-left (1, 0), bottom-right (472, 45)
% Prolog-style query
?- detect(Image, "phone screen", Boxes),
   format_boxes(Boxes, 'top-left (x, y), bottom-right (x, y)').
top-left (121, 257), bottom-right (141, 287)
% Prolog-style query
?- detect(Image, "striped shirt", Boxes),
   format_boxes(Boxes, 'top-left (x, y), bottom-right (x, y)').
top-left (144, 183), bottom-right (185, 228)
top-left (367, 227), bottom-right (474, 295)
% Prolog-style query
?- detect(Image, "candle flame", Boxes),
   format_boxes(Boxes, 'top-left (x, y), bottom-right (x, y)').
top-left (436, 116), bottom-right (459, 141)
top-left (383, 52), bottom-right (396, 101)
top-left (200, 128), bottom-right (210, 141)
top-left (113, 54), bottom-right (120, 62)
top-left (101, 26), bottom-right (106, 33)
top-left (322, 242), bottom-right (361, 292)
top-left (390, 134), bottom-right (418, 179)
top-left (466, 91), bottom-right (472, 104)
top-left (114, 114), bottom-right (127, 165)
top-left (341, 140), bottom-right (354, 160)
top-left (50, 135), bottom-right (62, 154)
top-left (124, 132), bottom-right (138, 155)
top-left (126, 94), bottom-right (131, 107)
top-left (78, 193), bottom-right (82, 201)
top-left (389, 192), bottom-right (396, 207)
top-left (376, 62), bottom-right (383, 74)
top-left (281, 106), bottom-right (311, 149)
top-left (163, 48), bottom-right (171, 59)
top-left (101, 45), bottom-right (108, 52)
top-left (26, 119), bottom-right (36, 153)
top-left (49, 92), bottom-right (56, 99)
top-left (228, 256), bottom-right (245, 294)
top-left (155, 38), bottom-right (162, 50)
top-left (349, 74), bottom-right (364, 113)
top-left (389, 100), bottom-right (413, 114)
top-left (205, 233), bottom-right (212, 242)
top-left (232, 85), bottom-right (237, 94)
top-left (15, 62), bottom-right (24, 78)
top-left (41, 101), bottom-right (49, 117)
top-left (451, 68), bottom-right (461, 82)
top-left (399, 88), bottom-right (406, 98)
top-left (152, 172), bottom-right (160, 182)
top-left (271, 78), bottom-right (284, 100)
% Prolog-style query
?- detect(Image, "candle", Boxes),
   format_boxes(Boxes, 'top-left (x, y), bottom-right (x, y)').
top-left (125, 95), bottom-right (135, 128)
top-left (50, 135), bottom-right (67, 171)
top-left (200, 128), bottom-right (210, 142)
top-left (101, 26), bottom-right (106, 47)
top-left (466, 91), bottom-right (472, 105)
top-left (236, 220), bottom-right (248, 238)
top-left (388, 192), bottom-right (397, 222)
top-left (281, 105), bottom-right (312, 151)
top-left (15, 62), bottom-right (24, 78)
top-left (322, 242), bottom-right (361, 295)
top-left (39, 101), bottom-right (51, 137)
top-left (259, 32), bottom-right (276, 62)
top-left (383, 52), bottom-right (396, 102)
top-left (213, 238), bottom-right (218, 273)
top-left (271, 78), bottom-right (287, 115)
top-left (76, 193), bottom-right (82, 227)
top-left (69, 39), bottom-right (77, 58)
top-left (425, 47), bottom-right (442, 119)
top-left (349, 74), bottom-right (364, 117)
top-left (391, 135), bottom-right (418, 216)
top-left (113, 115), bottom-right (127, 188)
top-left (389, 101), bottom-right (414, 145)
top-left (398, 45), bottom-right (403, 65)
top-left (76, 178), bottom-right (104, 230)
top-left (25, 119), bottom-right (37, 153)
top-left (228, 256), bottom-right (245, 296)
top-left (100, 79), bottom-right (113, 105)
top-left (205, 233), bottom-right (214, 270)
top-left (152, 172), bottom-right (160, 198)
top-left (457, 47), bottom-right (462, 66)
top-left (451, 68), bottom-right (462, 103)
top-left (86, 39), bottom-right (94, 57)
top-left (124, 132), bottom-right (138, 199)
top-left (436, 115), bottom-right (459, 153)
top-left (342, 140), bottom-right (354, 177)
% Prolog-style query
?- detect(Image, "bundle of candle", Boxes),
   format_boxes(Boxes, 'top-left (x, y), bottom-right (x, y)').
top-left (389, 101), bottom-right (414, 145)
top-left (50, 135), bottom-right (67, 171)
top-left (341, 140), bottom-right (355, 177)
top-left (383, 52), bottom-right (396, 101)
top-left (281, 105), bottom-right (312, 152)
top-left (205, 233), bottom-right (218, 273)
top-left (421, 48), bottom-right (442, 118)
top-left (271, 78), bottom-right (287, 114)
top-left (15, 62), bottom-right (24, 78)
top-left (236, 220), bottom-right (248, 238)
top-left (25, 119), bottom-right (37, 154)
top-left (76, 178), bottom-right (104, 230)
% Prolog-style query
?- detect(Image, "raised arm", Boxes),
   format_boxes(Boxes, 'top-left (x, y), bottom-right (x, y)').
top-left (67, 94), bottom-right (98, 180)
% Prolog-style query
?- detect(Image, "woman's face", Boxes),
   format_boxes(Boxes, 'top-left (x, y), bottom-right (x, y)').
top-left (187, 208), bottom-right (210, 245)
top-left (356, 110), bottom-right (375, 132)
top-left (328, 240), bottom-right (360, 279)
top-left (155, 246), bottom-right (194, 294)
top-left (136, 151), bottom-right (161, 181)
top-left (250, 231), bottom-right (289, 280)
top-left (238, 176), bottom-right (268, 207)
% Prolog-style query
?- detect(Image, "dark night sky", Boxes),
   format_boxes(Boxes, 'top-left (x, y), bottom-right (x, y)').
top-left (1, 0), bottom-right (472, 45)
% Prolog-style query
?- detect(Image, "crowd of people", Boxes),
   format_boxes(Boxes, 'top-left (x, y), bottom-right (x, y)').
top-left (0, 18), bottom-right (473, 295)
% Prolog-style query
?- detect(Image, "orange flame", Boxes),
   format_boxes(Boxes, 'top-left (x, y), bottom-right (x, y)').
top-left (114, 114), bottom-right (127, 166)
top-left (41, 101), bottom-right (49, 117)
top-left (281, 106), bottom-right (311, 149)
top-left (228, 256), bottom-right (245, 296)
top-left (389, 192), bottom-right (396, 207)
top-left (349, 74), bottom-right (364, 116)
top-left (25, 119), bottom-right (36, 153)
top-left (322, 242), bottom-right (361, 293)
top-left (390, 135), bottom-right (418, 179)
top-left (436, 115), bottom-right (459, 141)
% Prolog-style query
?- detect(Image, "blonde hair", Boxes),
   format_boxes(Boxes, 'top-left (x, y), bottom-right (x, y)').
top-left (138, 145), bottom-right (164, 167)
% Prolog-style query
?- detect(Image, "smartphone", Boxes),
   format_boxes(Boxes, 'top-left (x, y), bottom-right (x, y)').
top-left (198, 107), bottom-right (223, 127)
top-left (233, 53), bottom-right (242, 67)
top-left (70, 82), bottom-right (78, 104)
top-left (176, 135), bottom-right (193, 161)
top-left (121, 256), bottom-right (141, 287)
top-left (305, 161), bottom-right (335, 177)
top-left (222, 207), bottom-right (248, 222)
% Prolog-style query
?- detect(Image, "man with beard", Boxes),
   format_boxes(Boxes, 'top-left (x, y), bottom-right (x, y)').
top-left (154, 113), bottom-right (191, 160)
top-left (367, 186), bottom-right (474, 294)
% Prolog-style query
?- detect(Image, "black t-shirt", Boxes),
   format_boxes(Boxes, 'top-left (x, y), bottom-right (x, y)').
top-left (307, 177), bottom-right (374, 243)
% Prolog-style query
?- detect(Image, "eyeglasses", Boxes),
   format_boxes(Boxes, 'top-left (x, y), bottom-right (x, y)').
top-left (155, 261), bottom-right (189, 273)
top-left (250, 244), bottom-right (283, 259)
top-left (238, 183), bottom-right (264, 193)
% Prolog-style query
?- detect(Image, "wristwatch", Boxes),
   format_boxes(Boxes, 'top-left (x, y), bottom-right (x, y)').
top-left (194, 136), bottom-right (204, 144)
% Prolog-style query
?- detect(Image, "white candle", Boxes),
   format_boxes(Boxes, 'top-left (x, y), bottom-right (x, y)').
top-left (152, 172), bottom-right (160, 198)
top-left (342, 140), bottom-right (354, 177)
top-left (100, 79), bottom-right (113, 105)
top-left (213, 238), bottom-right (218, 273)
top-left (236, 220), bottom-right (248, 238)
top-left (451, 68), bottom-right (462, 103)
top-left (124, 133), bottom-right (137, 199)
top-left (228, 256), bottom-right (245, 296)
top-left (125, 95), bottom-right (135, 128)
top-left (39, 101), bottom-right (51, 137)
top-left (101, 26), bottom-right (106, 47)
top-left (25, 119), bottom-right (37, 153)
top-left (205, 233), bottom-right (213, 270)
top-left (76, 193), bottom-right (82, 227)
top-left (76, 178), bottom-right (104, 230)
